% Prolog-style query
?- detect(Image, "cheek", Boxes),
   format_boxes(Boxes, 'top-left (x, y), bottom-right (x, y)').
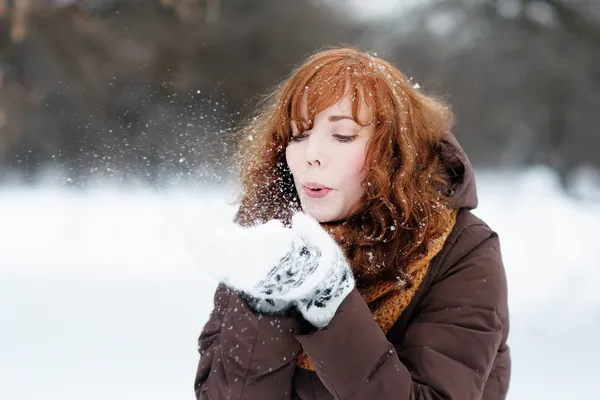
top-left (345, 148), bottom-right (368, 183)
top-left (285, 146), bottom-right (300, 176)
top-left (332, 149), bottom-right (367, 203)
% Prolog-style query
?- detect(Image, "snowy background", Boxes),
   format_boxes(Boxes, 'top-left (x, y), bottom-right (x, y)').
top-left (1, 168), bottom-right (599, 399)
top-left (2, 0), bottom-right (599, 398)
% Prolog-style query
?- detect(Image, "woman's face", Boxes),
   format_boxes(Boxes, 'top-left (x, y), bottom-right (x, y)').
top-left (285, 92), bottom-right (375, 223)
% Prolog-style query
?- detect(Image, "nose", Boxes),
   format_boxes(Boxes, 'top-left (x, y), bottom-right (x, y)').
top-left (305, 134), bottom-right (324, 167)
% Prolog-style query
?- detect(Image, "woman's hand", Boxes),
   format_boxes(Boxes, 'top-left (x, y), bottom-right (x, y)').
top-left (290, 212), bottom-right (355, 328)
top-left (185, 212), bottom-right (354, 323)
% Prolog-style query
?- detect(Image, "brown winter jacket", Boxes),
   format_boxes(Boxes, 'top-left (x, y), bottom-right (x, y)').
top-left (194, 134), bottom-right (511, 399)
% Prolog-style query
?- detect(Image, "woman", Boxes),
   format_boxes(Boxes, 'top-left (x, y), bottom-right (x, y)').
top-left (192, 48), bottom-right (510, 399)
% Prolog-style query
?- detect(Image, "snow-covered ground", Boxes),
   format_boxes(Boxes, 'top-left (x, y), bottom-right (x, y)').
top-left (1, 167), bottom-right (598, 399)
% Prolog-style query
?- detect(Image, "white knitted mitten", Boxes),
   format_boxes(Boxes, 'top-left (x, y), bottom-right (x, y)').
top-left (185, 213), bottom-right (354, 320)
top-left (289, 213), bottom-right (355, 328)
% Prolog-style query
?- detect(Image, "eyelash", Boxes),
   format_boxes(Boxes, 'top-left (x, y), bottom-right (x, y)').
top-left (290, 133), bottom-right (358, 143)
top-left (290, 133), bottom-right (308, 142)
top-left (334, 134), bottom-right (358, 143)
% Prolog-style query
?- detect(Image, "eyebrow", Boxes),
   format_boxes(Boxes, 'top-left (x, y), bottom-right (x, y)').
top-left (329, 115), bottom-right (355, 122)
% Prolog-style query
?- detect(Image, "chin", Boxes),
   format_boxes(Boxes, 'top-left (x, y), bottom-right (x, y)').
top-left (300, 204), bottom-right (341, 223)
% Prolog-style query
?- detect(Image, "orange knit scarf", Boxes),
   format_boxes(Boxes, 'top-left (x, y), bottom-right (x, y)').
top-left (296, 208), bottom-right (458, 371)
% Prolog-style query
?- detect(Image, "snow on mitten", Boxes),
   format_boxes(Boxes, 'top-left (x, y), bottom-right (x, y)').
top-left (184, 217), bottom-right (333, 313)
top-left (183, 218), bottom-right (297, 313)
top-left (290, 213), bottom-right (355, 328)
top-left (184, 213), bottom-right (353, 318)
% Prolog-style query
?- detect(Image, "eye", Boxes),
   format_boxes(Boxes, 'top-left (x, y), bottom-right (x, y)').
top-left (290, 132), bottom-right (309, 142)
top-left (333, 134), bottom-right (358, 143)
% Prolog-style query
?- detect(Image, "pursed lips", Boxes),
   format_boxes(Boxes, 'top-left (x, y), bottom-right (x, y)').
top-left (302, 182), bottom-right (333, 198)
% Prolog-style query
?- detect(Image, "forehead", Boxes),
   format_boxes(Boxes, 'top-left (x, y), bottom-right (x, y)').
top-left (291, 79), bottom-right (375, 125)
top-left (314, 91), bottom-right (373, 121)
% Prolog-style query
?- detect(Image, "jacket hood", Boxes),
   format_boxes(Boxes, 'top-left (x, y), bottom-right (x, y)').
top-left (439, 133), bottom-right (478, 210)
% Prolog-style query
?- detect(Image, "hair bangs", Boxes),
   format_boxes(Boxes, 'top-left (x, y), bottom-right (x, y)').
top-left (285, 58), bottom-right (390, 137)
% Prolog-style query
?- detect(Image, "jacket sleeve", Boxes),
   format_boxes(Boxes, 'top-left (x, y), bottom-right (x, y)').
top-left (194, 284), bottom-right (302, 399)
top-left (295, 225), bottom-right (509, 400)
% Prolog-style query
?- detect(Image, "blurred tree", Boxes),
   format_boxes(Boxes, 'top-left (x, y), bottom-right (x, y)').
top-left (0, 0), bottom-right (598, 190)
top-left (0, 0), bottom-right (358, 184)
top-left (356, 0), bottom-right (600, 188)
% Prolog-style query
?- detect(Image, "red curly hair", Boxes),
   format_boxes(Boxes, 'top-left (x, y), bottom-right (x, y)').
top-left (233, 47), bottom-right (455, 287)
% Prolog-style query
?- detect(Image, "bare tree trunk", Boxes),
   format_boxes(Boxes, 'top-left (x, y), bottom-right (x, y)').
top-left (11, 0), bottom-right (33, 42)
top-left (542, 0), bottom-right (600, 48)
